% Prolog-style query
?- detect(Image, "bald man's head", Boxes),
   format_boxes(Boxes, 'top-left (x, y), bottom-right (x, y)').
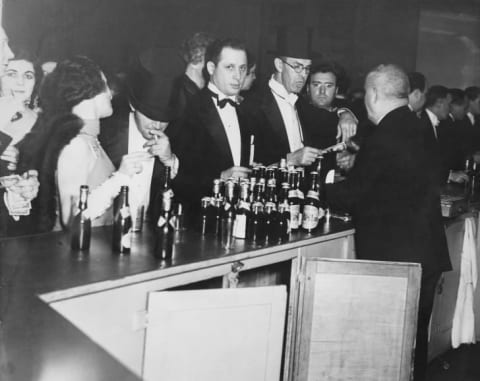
top-left (364, 64), bottom-right (409, 123)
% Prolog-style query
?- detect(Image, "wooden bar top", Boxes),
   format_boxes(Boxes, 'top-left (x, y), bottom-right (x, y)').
top-left (0, 219), bottom-right (354, 381)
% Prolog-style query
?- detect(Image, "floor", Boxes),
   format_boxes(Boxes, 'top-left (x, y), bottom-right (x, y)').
top-left (426, 344), bottom-right (480, 381)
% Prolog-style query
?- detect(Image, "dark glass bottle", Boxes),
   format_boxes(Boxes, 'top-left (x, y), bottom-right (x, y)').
top-left (211, 198), bottom-right (223, 237)
top-left (233, 182), bottom-right (250, 239)
top-left (154, 191), bottom-right (175, 260)
top-left (264, 202), bottom-right (278, 242)
top-left (112, 186), bottom-right (132, 254)
top-left (302, 171), bottom-right (321, 233)
top-left (199, 197), bottom-right (211, 235)
top-left (277, 203), bottom-right (291, 242)
top-left (70, 185), bottom-right (91, 251)
top-left (288, 172), bottom-right (301, 231)
top-left (246, 202), bottom-right (265, 243)
top-left (220, 181), bottom-right (236, 249)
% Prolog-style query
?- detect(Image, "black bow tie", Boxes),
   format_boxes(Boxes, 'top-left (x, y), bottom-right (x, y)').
top-left (208, 90), bottom-right (239, 109)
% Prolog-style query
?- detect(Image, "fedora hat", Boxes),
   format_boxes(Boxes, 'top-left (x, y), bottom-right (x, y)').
top-left (126, 47), bottom-right (178, 122)
top-left (269, 26), bottom-right (322, 60)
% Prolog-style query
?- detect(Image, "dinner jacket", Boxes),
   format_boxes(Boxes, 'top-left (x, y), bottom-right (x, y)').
top-left (243, 85), bottom-right (313, 166)
top-left (327, 106), bottom-right (451, 273)
top-left (172, 87), bottom-right (252, 215)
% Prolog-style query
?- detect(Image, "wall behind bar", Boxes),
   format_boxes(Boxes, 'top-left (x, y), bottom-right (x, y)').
top-left (2, 0), bottom-right (479, 88)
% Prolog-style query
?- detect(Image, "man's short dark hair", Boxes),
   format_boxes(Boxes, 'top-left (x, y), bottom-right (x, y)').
top-left (408, 72), bottom-right (426, 93)
top-left (307, 61), bottom-right (339, 85)
top-left (425, 85), bottom-right (449, 108)
top-left (205, 38), bottom-right (247, 66)
top-left (449, 88), bottom-right (466, 106)
top-left (465, 86), bottom-right (480, 101)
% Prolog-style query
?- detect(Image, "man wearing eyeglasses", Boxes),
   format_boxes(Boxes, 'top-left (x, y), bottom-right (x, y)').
top-left (247, 27), bottom-right (356, 167)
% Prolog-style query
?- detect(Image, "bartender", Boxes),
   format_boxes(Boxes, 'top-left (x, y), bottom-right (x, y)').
top-left (326, 64), bottom-right (451, 381)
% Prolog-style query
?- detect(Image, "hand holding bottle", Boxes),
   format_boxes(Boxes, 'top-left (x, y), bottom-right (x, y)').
top-left (286, 147), bottom-right (322, 167)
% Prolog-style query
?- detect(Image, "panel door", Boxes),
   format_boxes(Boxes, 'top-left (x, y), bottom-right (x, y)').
top-left (143, 286), bottom-right (287, 381)
top-left (287, 258), bottom-right (421, 381)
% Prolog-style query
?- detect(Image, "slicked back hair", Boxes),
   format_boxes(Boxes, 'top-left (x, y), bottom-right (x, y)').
top-left (366, 64), bottom-right (409, 100)
top-left (465, 86), bottom-right (480, 101)
top-left (307, 61), bottom-right (339, 85)
top-left (408, 71), bottom-right (426, 93)
top-left (205, 38), bottom-right (247, 67)
top-left (425, 85), bottom-right (449, 109)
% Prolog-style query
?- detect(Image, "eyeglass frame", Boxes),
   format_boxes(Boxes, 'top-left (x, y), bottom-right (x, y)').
top-left (280, 59), bottom-right (311, 74)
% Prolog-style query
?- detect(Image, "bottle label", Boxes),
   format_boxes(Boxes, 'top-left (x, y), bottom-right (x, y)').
top-left (121, 229), bottom-right (132, 248)
top-left (233, 214), bottom-right (247, 239)
top-left (302, 205), bottom-right (319, 230)
top-left (318, 207), bottom-right (325, 219)
top-left (120, 206), bottom-right (131, 219)
top-left (238, 200), bottom-right (250, 211)
top-left (288, 190), bottom-right (297, 198)
top-left (265, 201), bottom-right (277, 211)
top-left (306, 190), bottom-right (319, 200)
top-left (290, 205), bottom-right (300, 229)
top-left (297, 190), bottom-right (305, 200)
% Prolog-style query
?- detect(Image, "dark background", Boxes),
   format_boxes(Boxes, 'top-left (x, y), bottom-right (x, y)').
top-left (3, 0), bottom-right (480, 89)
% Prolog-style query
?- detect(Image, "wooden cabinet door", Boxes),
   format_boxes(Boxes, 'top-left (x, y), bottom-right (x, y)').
top-left (142, 286), bottom-right (287, 381)
top-left (286, 258), bottom-right (421, 381)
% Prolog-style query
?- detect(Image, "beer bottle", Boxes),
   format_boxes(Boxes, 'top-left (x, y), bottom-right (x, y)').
top-left (233, 182), bottom-right (250, 239)
top-left (211, 198), bottom-right (223, 237)
top-left (302, 171), bottom-right (321, 233)
top-left (199, 197), bottom-right (211, 235)
top-left (220, 180), bottom-right (236, 249)
top-left (277, 203), bottom-right (291, 242)
top-left (264, 202), bottom-right (278, 242)
top-left (246, 201), bottom-right (265, 243)
top-left (112, 186), bottom-right (132, 254)
top-left (154, 190), bottom-right (175, 260)
top-left (288, 171), bottom-right (301, 230)
top-left (70, 185), bottom-right (91, 251)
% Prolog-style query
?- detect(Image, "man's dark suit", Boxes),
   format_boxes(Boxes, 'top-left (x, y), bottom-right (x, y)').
top-left (172, 87), bottom-right (252, 216)
top-left (99, 98), bottom-right (167, 223)
top-left (244, 86), bottom-right (313, 166)
top-left (327, 106), bottom-right (451, 381)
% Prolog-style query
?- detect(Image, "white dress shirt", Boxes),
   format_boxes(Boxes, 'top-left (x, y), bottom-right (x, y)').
top-left (467, 112), bottom-right (475, 126)
top-left (425, 108), bottom-right (440, 140)
top-left (208, 82), bottom-right (242, 166)
top-left (269, 76), bottom-right (304, 152)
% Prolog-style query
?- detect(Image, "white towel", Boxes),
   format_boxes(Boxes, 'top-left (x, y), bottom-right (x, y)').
top-left (451, 216), bottom-right (477, 348)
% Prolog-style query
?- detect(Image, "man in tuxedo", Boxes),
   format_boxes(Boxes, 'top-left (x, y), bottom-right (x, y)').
top-left (172, 38), bottom-right (252, 215)
top-left (326, 64), bottom-right (451, 381)
top-left (422, 85), bottom-right (468, 184)
top-left (407, 71), bottom-right (427, 115)
top-left (246, 27), bottom-right (357, 168)
top-left (99, 47), bottom-right (179, 225)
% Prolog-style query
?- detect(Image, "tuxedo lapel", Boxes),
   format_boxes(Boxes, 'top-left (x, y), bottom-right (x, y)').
top-left (198, 91), bottom-right (234, 167)
top-left (237, 107), bottom-right (251, 167)
top-left (262, 90), bottom-right (290, 153)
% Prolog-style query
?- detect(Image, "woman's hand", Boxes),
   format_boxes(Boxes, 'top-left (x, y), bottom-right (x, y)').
top-left (118, 151), bottom-right (152, 177)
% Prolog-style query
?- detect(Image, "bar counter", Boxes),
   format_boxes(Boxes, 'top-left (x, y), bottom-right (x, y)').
top-left (0, 219), bottom-right (354, 381)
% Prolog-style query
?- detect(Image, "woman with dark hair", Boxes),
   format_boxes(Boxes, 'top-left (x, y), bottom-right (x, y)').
top-left (0, 47), bottom-right (42, 145)
top-left (18, 56), bottom-right (148, 232)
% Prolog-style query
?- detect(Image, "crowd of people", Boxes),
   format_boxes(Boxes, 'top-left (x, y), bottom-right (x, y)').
top-left (1, 24), bottom-right (480, 381)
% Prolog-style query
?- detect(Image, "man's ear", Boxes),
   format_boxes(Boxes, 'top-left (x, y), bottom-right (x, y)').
top-left (206, 61), bottom-right (215, 76)
top-left (273, 58), bottom-right (283, 73)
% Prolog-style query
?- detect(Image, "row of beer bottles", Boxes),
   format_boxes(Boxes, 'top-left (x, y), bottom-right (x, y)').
top-left (200, 169), bottom-right (327, 244)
